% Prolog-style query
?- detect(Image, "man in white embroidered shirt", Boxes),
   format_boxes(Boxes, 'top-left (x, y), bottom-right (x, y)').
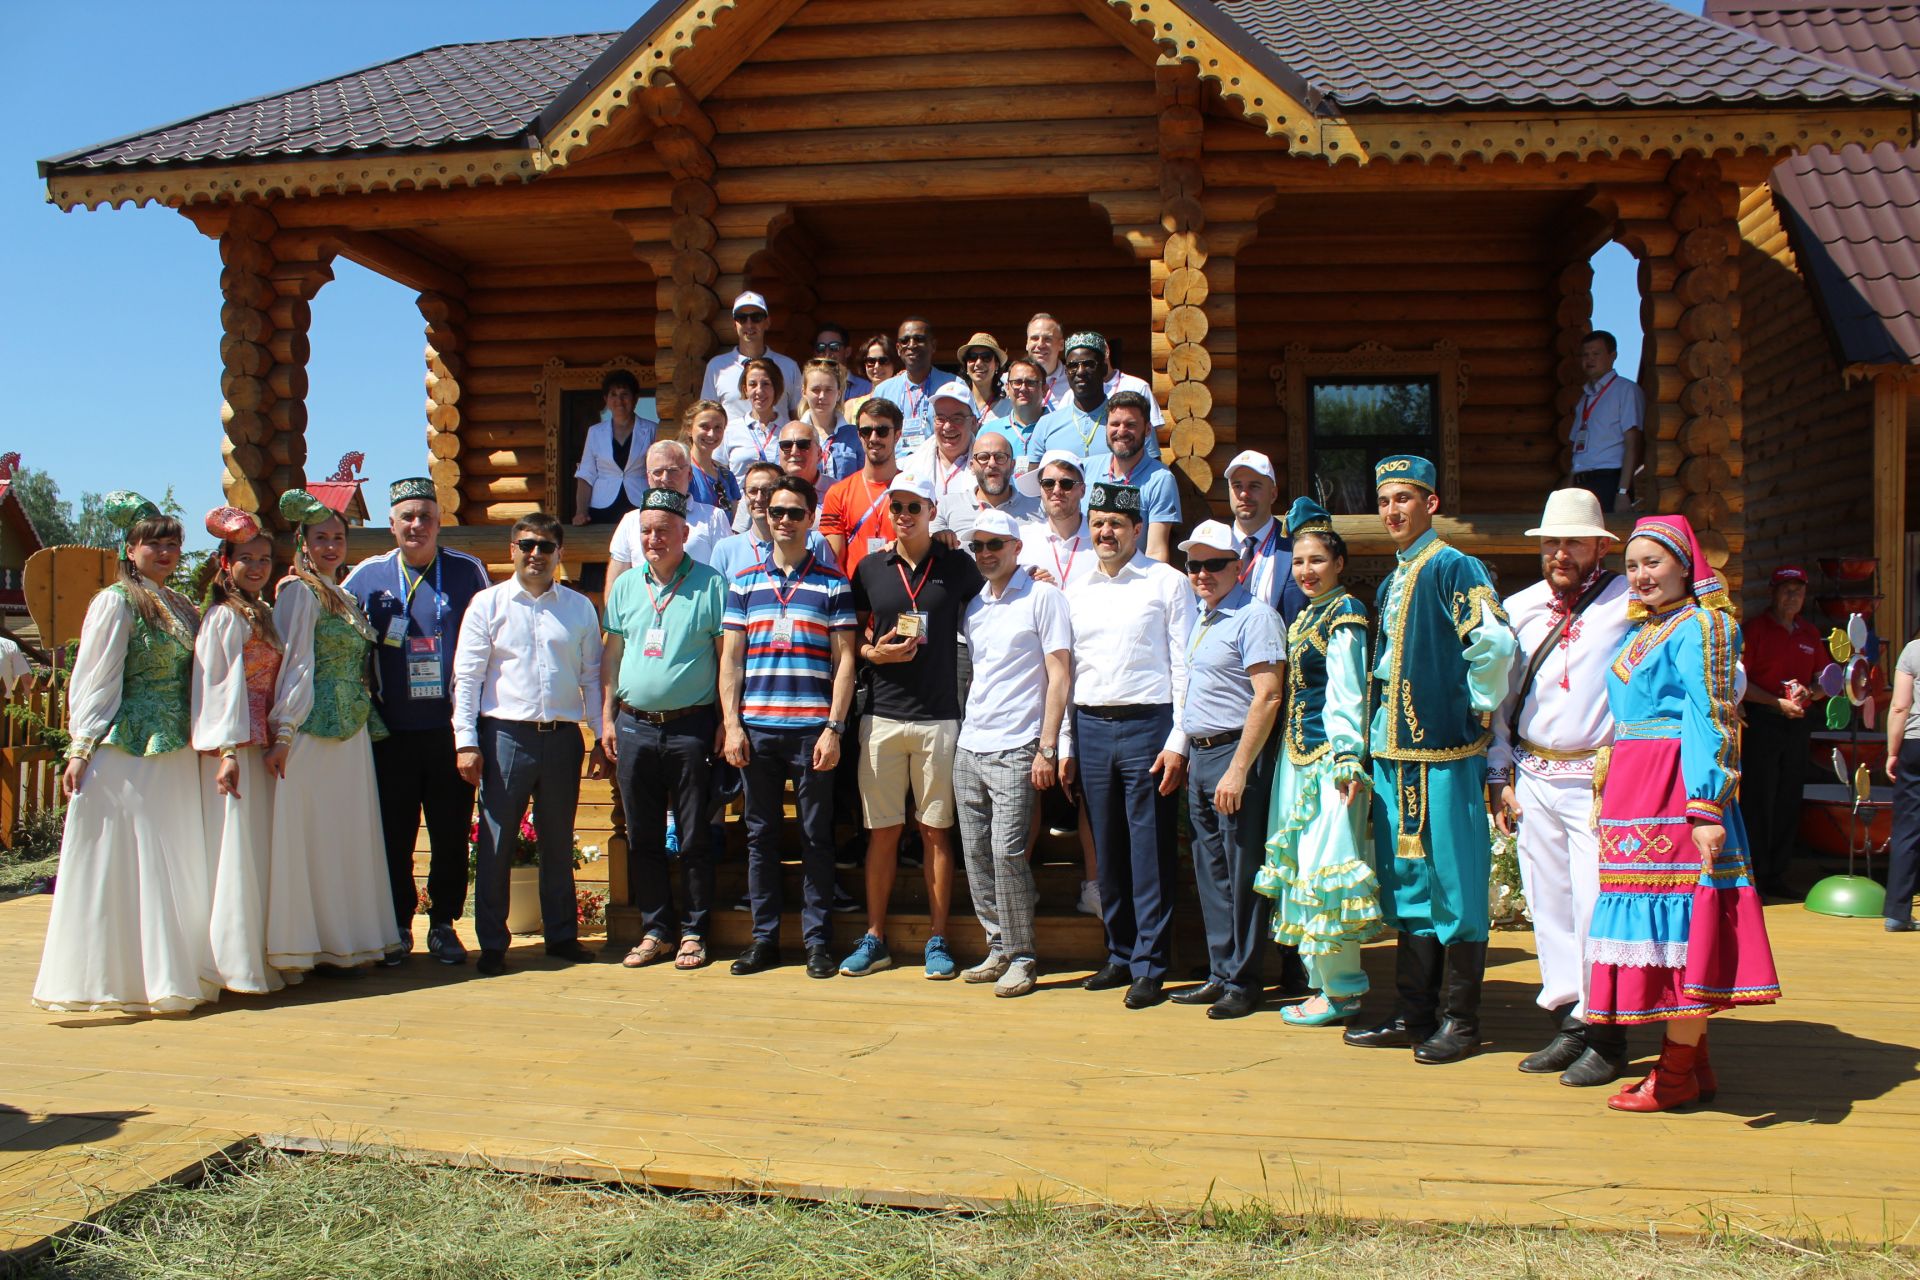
top-left (453, 513), bottom-right (606, 977)
top-left (1567, 329), bottom-right (1643, 513)
top-left (1061, 481), bottom-right (1194, 1010)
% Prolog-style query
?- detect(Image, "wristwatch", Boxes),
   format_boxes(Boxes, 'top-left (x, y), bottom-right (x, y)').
top-left (1038, 746), bottom-right (1058, 761)
top-left (825, 719), bottom-right (846, 736)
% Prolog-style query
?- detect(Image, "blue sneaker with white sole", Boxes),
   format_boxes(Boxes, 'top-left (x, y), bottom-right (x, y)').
top-left (839, 934), bottom-right (892, 976)
top-left (923, 935), bottom-right (956, 980)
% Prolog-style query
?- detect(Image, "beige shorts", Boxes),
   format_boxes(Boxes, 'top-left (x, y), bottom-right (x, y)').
top-left (858, 715), bottom-right (959, 829)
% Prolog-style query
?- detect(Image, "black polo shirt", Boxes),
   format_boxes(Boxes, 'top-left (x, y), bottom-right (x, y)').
top-left (852, 541), bottom-right (984, 722)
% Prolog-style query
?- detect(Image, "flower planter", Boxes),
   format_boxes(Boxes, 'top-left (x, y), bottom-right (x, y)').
top-left (505, 864), bottom-right (543, 935)
top-left (1797, 783), bottom-right (1890, 859)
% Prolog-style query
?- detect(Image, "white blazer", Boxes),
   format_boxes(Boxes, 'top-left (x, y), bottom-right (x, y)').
top-left (574, 417), bottom-right (658, 511)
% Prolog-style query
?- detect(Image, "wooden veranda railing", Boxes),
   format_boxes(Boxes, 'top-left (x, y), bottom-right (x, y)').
top-left (0, 670), bottom-right (65, 849)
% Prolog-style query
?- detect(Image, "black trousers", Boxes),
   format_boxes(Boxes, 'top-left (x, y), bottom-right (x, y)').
top-left (1742, 706), bottom-right (1812, 892)
top-left (372, 726), bottom-right (477, 932)
top-left (617, 706), bottom-right (718, 942)
top-left (1888, 740), bottom-right (1920, 922)
top-left (1571, 468), bottom-right (1623, 513)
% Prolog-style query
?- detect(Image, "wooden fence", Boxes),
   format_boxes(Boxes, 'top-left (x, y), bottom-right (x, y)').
top-left (0, 670), bottom-right (64, 847)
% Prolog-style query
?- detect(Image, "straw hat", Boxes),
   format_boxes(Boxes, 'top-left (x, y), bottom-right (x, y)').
top-left (1525, 489), bottom-right (1617, 540)
top-left (956, 332), bottom-right (1008, 366)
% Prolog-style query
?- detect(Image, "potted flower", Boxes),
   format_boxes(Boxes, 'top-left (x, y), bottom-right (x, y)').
top-left (466, 809), bottom-right (602, 935)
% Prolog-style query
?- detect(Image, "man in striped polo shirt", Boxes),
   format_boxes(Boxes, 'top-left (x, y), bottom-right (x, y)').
top-left (720, 474), bottom-right (858, 979)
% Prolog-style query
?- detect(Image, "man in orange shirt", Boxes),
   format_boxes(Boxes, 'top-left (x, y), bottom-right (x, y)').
top-left (820, 398), bottom-right (905, 577)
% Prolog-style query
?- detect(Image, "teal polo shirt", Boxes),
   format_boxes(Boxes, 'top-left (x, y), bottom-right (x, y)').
top-left (604, 556), bottom-right (726, 712)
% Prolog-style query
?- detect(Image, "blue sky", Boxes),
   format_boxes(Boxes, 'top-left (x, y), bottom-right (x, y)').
top-left (2, 2), bottom-right (1699, 543)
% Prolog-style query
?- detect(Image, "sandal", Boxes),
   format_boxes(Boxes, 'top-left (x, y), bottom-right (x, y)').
top-left (675, 936), bottom-right (707, 970)
top-left (623, 936), bottom-right (671, 968)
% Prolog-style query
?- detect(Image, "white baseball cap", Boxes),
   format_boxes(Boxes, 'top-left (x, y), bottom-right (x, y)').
top-left (731, 291), bottom-right (770, 316)
top-left (931, 384), bottom-right (976, 412)
top-left (886, 475), bottom-right (938, 504)
top-left (1223, 450), bottom-right (1275, 483)
top-left (1016, 448), bottom-right (1085, 497)
top-left (1178, 519), bottom-right (1240, 557)
top-left (971, 508), bottom-right (1022, 541)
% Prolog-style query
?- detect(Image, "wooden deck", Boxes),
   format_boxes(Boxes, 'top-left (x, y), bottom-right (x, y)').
top-left (4, 892), bottom-right (1919, 1261)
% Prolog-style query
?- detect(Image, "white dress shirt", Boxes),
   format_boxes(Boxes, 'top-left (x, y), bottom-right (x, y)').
top-left (452, 577), bottom-right (604, 749)
top-left (1569, 372), bottom-right (1643, 473)
top-left (1015, 517), bottom-right (1097, 590)
top-left (959, 568), bottom-right (1073, 753)
top-left (609, 502), bottom-right (734, 569)
top-left (1488, 574), bottom-right (1631, 782)
top-left (1061, 553), bottom-right (1194, 757)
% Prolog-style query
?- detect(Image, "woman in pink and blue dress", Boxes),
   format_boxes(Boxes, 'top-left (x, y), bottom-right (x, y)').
top-left (1587, 513), bottom-right (1780, 1112)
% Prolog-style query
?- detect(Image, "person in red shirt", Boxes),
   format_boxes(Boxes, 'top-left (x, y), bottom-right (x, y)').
top-left (820, 398), bottom-right (904, 577)
top-left (1739, 565), bottom-right (1828, 897)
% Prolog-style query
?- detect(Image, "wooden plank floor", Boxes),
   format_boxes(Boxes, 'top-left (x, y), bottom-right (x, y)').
top-left (4, 893), bottom-right (1919, 1250)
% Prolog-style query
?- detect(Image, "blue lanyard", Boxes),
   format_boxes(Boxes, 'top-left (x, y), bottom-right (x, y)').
top-left (399, 553), bottom-right (446, 637)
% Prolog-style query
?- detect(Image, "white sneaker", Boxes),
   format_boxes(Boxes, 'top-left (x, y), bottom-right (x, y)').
top-left (963, 952), bottom-right (1009, 984)
top-left (996, 957), bottom-right (1038, 997)
top-left (1076, 880), bottom-right (1101, 916)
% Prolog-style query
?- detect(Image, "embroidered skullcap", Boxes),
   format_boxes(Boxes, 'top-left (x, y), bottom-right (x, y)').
top-left (388, 477), bottom-right (437, 505)
top-left (1064, 331), bottom-right (1108, 357)
top-left (642, 487), bottom-right (689, 518)
top-left (279, 489), bottom-right (337, 528)
top-left (204, 506), bottom-right (261, 544)
top-left (103, 490), bottom-right (162, 531)
top-left (1374, 455), bottom-right (1436, 493)
top-left (1087, 482), bottom-right (1141, 517)
top-left (1283, 496), bottom-right (1333, 536)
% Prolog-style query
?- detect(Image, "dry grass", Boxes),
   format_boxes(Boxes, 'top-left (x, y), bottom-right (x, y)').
top-left (23, 1149), bottom-right (1920, 1279)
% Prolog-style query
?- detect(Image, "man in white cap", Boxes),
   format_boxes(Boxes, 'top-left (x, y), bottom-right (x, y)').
top-left (701, 291), bottom-right (802, 426)
top-left (934, 429), bottom-right (1039, 551)
top-left (954, 507), bottom-right (1072, 997)
top-left (1223, 450), bottom-right (1310, 627)
top-left (1488, 488), bottom-right (1631, 1088)
top-left (1172, 520), bottom-right (1285, 1020)
top-left (841, 474), bottom-right (985, 979)
top-left (902, 386), bottom-right (979, 504)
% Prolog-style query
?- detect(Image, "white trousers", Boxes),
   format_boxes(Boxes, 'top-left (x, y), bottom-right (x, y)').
top-left (1514, 767), bottom-right (1602, 1017)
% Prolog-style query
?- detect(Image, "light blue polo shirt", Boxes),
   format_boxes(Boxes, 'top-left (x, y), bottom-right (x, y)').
top-left (1182, 583), bottom-right (1285, 739)
top-left (1081, 450), bottom-right (1181, 527)
top-left (1022, 397), bottom-right (1108, 464)
top-left (603, 556), bottom-right (726, 712)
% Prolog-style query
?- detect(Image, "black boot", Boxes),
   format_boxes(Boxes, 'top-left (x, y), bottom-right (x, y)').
top-left (1560, 1021), bottom-right (1629, 1087)
top-left (1343, 933), bottom-right (1442, 1048)
top-left (1414, 940), bottom-right (1486, 1064)
top-left (1518, 1003), bottom-right (1586, 1074)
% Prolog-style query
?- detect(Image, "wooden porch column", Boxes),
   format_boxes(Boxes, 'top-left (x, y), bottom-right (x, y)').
top-left (1874, 372), bottom-right (1909, 638)
top-left (1155, 65), bottom-right (1218, 502)
top-left (219, 204), bottom-right (331, 536)
top-left (418, 293), bottom-right (469, 520)
top-left (633, 75), bottom-right (721, 425)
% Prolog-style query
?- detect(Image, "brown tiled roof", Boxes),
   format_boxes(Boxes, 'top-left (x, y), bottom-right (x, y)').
top-left (1713, 1), bottom-right (1920, 364)
top-left (41, 2), bottom-right (1915, 177)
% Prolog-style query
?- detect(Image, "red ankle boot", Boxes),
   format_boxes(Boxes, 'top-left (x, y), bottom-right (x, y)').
top-left (1694, 1031), bottom-right (1717, 1103)
top-left (1607, 1038), bottom-right (1701, 1113)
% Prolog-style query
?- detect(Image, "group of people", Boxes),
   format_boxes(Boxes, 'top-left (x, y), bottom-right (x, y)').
top-left (31, 292), bottom-right (1818, 1120)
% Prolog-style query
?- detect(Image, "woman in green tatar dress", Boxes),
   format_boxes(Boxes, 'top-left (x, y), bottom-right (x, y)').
top-left (1255, 498), bottom-right (1383, 1026)
top-left (33, 493), bottom-right (218, 1014)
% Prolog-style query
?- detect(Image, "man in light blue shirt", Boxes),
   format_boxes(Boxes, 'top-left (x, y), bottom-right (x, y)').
top-left (982, 356), bottom-right (1049, 459)
top-left (1081, 391), bottom-right (1179, 562)
top-left (869, 316), bottom-right (964, 453)
top-left (1022, 333), bottom-right (1110, 465)
top-left (1175, 519), bottom-right (1285, 1020)
top-left (710, 461), bottom-right (836, 582)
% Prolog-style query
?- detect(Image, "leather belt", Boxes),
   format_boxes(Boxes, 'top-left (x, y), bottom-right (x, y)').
top-left (481, 716), bottom-right (572, 734)
top-left (1190, 729), bottom-right (1243, 750)
top-left (619, 701), bottom-right (711, 726)
top-left (1075, 703), bottom-right (1163, 722)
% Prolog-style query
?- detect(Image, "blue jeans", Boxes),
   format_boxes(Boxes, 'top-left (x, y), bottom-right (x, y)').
top-left (741, 726), bottom-right (838, 947)
top-left (1186, 737), bottom-right (1276, 993)
top-left (616, 706), bottom-right (717, 942)
top-left (473, 718), bottom-right (584, 953)
top-left (1075, 705), bottom-right (1176, 979)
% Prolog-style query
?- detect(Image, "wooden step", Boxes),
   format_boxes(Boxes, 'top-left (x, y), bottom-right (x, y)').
top-left (620, 907), bottom-right (1112, 967)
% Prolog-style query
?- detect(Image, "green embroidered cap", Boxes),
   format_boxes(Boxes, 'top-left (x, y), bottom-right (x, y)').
top-left (279, 489), bottom-right (338, 528)
top-left (388, 477), bottom-right (437, 504)
top-left (103, 490), bottom-right (162, 532)
top-left (642, 487), bottom-right (689, 517)
top-left (1374, 454), bottom-right (1436, 493)
top-left (1064, 331), bottom-right (1107, 357)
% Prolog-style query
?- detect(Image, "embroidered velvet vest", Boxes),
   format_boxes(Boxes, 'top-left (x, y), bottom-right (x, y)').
top-left (1285, 589), bottom-right (1368, 765)
top-left (102, 585), bottom-right (194, 757)
top-left (300, 595), bottom-right (376, 741)
top-left (1368, 536), bottom-right (1505, 761)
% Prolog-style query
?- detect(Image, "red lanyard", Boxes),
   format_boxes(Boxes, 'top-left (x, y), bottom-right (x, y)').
top-left (938, 453), bottom-right (966, 490)
top-left (752, 420), bottom-right (780, 461)
top-left (895, 554), bottom-right (934, 610)
top-left (1050, 535), bottom-right (1080, 588)
top-left (1580, 373), bottom-right (1618, 427)
top-left (1236, 524), bottom-right (1278, 585)
top-left (769, 554), bottom-right (814, 614)
top-left (642, 558), bottom-right (690, 619)
top-left (847, 478), bottom-right (891, 541)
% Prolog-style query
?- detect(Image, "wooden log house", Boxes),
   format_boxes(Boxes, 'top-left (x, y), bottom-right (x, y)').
top-left (34, 0), bottom-right (1918, 947)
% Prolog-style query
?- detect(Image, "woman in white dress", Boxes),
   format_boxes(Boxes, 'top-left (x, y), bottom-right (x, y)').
top-left (33, 492), bottom-right (216, 1015)
top-left (191, 507), bottom-right (284, 995)
top-left (265, 490), bottom-right (401, 975)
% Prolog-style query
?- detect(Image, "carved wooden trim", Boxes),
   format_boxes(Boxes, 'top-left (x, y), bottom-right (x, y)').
top-left (533, 357), bottom-right (658, 522)
top-left (48, 147), bottom-right (546, 212)
top-left (1271, 341), bottom-right (1467, 512)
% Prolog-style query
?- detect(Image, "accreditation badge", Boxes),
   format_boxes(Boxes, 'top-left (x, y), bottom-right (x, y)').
top-left (643, 625), bottom-right (666, 659)
top-left (406, 635), bottom-right (443, 699)
top-left (769, 614), bottom-right (796, 652)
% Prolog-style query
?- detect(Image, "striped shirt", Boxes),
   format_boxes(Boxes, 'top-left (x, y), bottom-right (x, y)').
top-left (724, 554), bottom-right (855, 731)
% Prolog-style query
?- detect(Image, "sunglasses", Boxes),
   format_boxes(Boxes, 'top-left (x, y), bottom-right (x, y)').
top-left (777, 438), bottom-right (815, 451)
top-left (815, 340), bottom-right (846, 352)
top-left (515, 538), bottom-right (558, 555)
top-left (767, 505), bottom-right (810, 522)
top-left (896, 334), bottom-right (930, 345)
top-left (889, 501), bottom-right (925, 516)
top-left (735, 311), bottom-right (768, 323)
top-left (1038, 477), bottom-right (1080, 491)
top-left (863, 355), bottom-right (893, 365)
top-left (967, 538), bottom-right (1008, 554)
top-left (857, 425), bottom-right (895, 439)
top-left (1065, 359), bottom-right (1101, 372)
top-left (1186, 557), bottom-right (1236, 575)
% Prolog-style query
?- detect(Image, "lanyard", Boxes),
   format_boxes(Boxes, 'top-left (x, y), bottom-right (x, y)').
top-left (1187, 607), bottom-right (1223, 663)
top-left (1106, 450), bottom-right (1143, 486)
top-left (769, 553), bottom-right (814, 615)
top-left (399, 553), bottom-right (445, 636)
top-left (938, 452), bottom-right (966, 491)
top-left (846, 477), bottom-right (890, 541)
top-left (1076, 403), bottom-right (1103, 452)
top-left (895, 553), bottom-right (934, 610)
top-left (1574, 373), bottom-right (1617, 451)
top-left (643, 557), bottom-right (691, 619)
top-left (1050, 535), bottom-right (1081, 588)
top-left (752, 419), bottom-right (780, 462)
top-left (1236, 524), bottom-right (1278, 586)
top-left (903, 379), bottom-right (928, 421)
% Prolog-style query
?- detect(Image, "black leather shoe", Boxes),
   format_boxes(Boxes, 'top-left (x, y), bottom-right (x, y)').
top-left (545, 941), bottom-right (597, 963)
top-left (1414, 1017), bottom-right (1481, 1064)
top-left (1207, 988), bottom-right (1257, 1020)
top-left (1561, 1024), bottom-right (1630, 1087)
top-left (1519, 1030), bottom-right (1586, 1074)
top-left (805, 945), bottom-right (836, 979)
top-left (1082, 963), bottom-right (1129, 991)
top-left (730, 939), bottom-right (781, 975)
top-left (476, 949), bottom-right (507, 977)
top-left (1123, 977), bottom-right (1165, 1009)
top-left (1343, 1016), bottom-right (1436, 1049)
top-left (1170, 979), bottom-right (1225, 1006)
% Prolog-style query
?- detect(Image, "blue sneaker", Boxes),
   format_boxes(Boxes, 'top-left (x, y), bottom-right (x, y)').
top-left (664, 812), bottom-right (680, 855)
top-left (839, 934), bottom-right (892, 976)
top-left (923, 935), bottom-right (956, 981)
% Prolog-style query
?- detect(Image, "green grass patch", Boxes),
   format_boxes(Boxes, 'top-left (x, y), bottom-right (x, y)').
top-left (23, 1148), bottom-right (1919, 1279)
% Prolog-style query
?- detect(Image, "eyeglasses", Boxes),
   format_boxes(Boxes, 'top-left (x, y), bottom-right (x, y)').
top-left (515, 538), bottom-right (558, 555)
top-left (889, 501), bottom-right (924, 516)
top-left (857, 425), bottom-right (895, 439)
top-left (933, 412), bottom-right (973, 427)
top-left (972, 452), bottom-right (1011, 465)
top-left (967, 538), bottom-right (1008, 554)
top-left (735, 311), bottom-right (767, 324)
top-left (1038, 477), bottom-right (1080, 491)
top-left (777, 438), bottom-right (815, 451)
top-left (1006, 377), bottom-right (1041, 389)
top-left (744, 487), bottom-right (776, 500)
top-left (767, 505), bottom-right (810, 523)
top-left (1186, 557), bottom-right (1236, 575)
